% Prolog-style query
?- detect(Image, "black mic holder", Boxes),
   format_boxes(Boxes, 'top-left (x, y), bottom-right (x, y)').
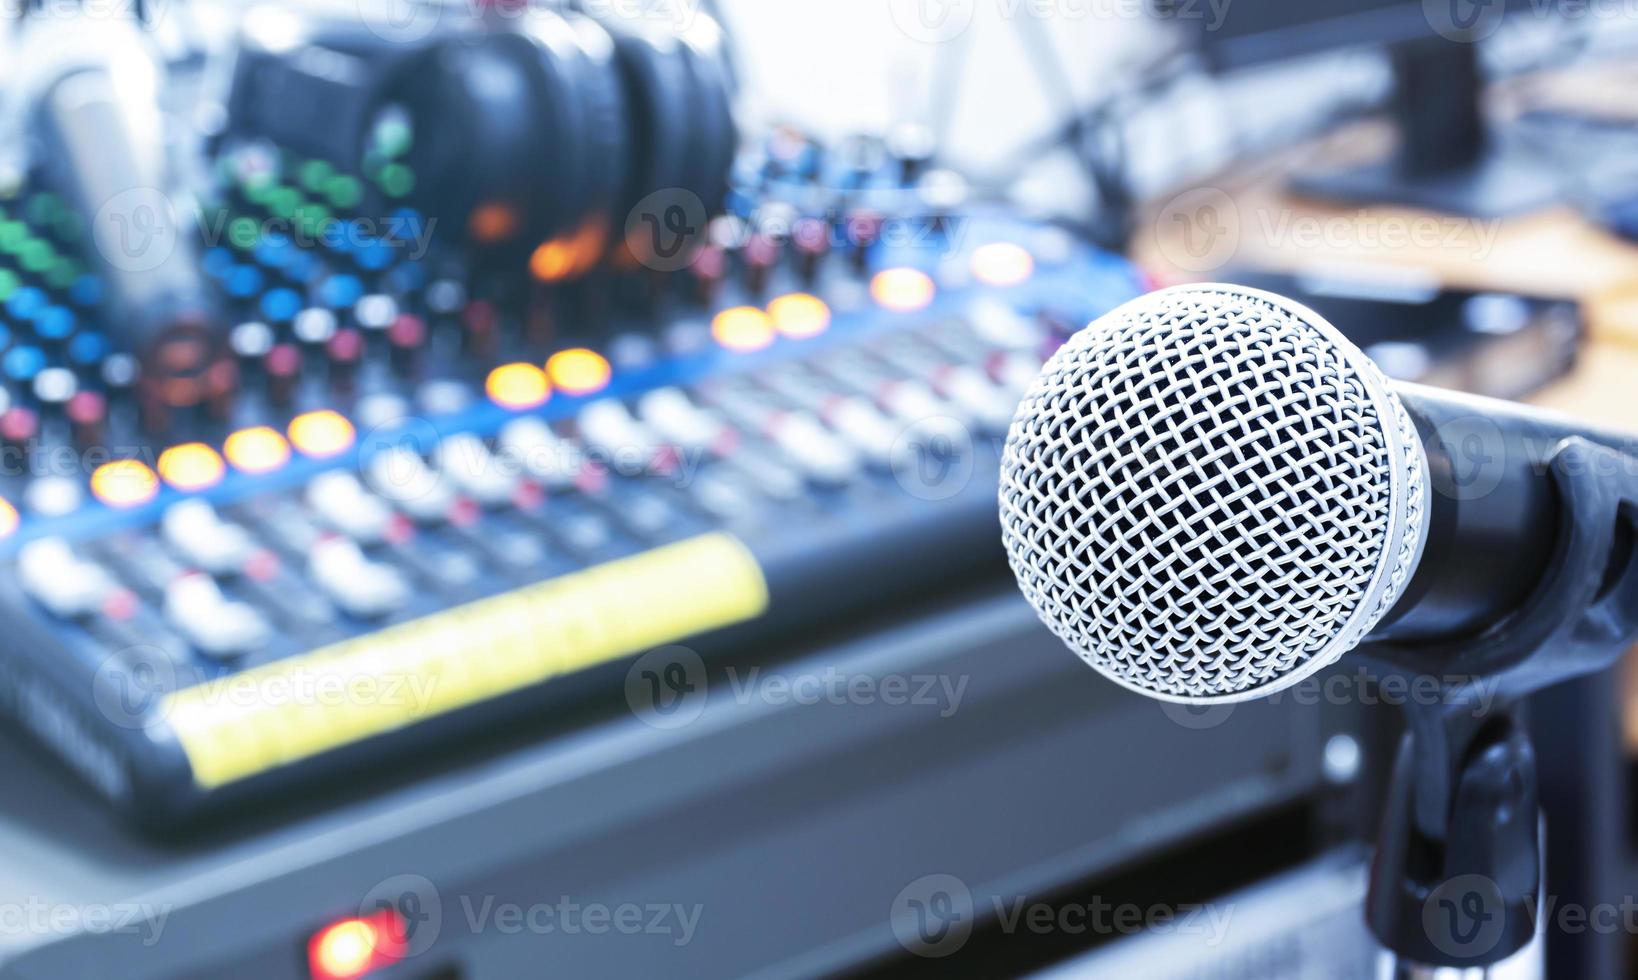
top-left (1358, 436), bottom-right (1638, 969)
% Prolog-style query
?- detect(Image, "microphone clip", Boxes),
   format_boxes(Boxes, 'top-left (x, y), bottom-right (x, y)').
top-left (1360, 435), bottom-right (1638, 970)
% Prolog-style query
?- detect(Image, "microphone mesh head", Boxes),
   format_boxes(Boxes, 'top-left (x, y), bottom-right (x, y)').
top-left (999, 284), bottom-right (1428, 703)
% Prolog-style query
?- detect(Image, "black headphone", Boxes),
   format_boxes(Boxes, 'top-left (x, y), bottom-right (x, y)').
top-left (225, 5), bottom-right (738, 271)
top-left (385, 8), bottom-right (736, 265)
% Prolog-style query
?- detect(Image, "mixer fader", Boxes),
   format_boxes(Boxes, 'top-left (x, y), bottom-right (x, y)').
top-left (0, 0), bottom-right (1148, 829)
top-left (0, 112), bottom-right (1143, 824)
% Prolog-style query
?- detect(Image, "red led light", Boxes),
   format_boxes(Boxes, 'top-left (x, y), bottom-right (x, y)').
top-left (308, 909), bottom-right (406, 980)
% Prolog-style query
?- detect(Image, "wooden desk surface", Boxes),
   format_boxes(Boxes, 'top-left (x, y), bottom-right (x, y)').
top-left (1132, 122), bottom-right (1638, 347)
top-left (1132, 123), bottom-right (1638, 744)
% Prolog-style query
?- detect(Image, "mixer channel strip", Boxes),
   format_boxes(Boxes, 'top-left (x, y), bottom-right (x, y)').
top-left (0, 215), bottom-right (1141, 821)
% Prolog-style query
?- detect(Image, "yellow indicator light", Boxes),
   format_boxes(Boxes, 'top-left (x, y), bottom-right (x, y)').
top-left (970, 242), bottom-right (1035, 287)
top-left (0, 497), bottom-right (17, 538)
top-left (870, 268), bottom-right (936, 312)
top-left (487, 362), bottom-right (551, 410)
top-left (91, 460), bottom-right (160, 509)
top-left (546, 348), bottom-right (612, 396)
top-left (288, 410), bottom-right (356, 459)
top-left (768, 293), bottom-right (831, 339)
top-left (157, 443), bottom-right (226, 492)
top-left (711, 306), bottom-right (776, 352)
top-left (224, 426), bottom-right (291, 475)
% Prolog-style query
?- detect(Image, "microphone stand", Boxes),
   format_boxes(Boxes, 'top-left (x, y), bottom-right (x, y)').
top-left (1358, 437), bottom-right (1638, 976)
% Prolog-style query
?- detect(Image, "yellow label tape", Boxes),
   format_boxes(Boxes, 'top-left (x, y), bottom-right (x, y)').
top-left (161, 533), bottom-right (769, 789)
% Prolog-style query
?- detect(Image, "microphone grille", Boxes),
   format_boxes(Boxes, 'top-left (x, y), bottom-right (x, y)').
top-left (999, 285), bottom-right (1427, 703)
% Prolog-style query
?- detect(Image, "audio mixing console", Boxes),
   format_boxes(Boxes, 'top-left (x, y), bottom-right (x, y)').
top-left (0, 106), bottom-right (1143, 825)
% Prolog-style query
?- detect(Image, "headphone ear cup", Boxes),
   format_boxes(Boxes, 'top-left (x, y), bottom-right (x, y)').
top-left (558, 14), bottom-right (628, 269)
top-left (393, 29), bottom-right (589, 248)
top-left (675, 22), bottom-right (737, 219)
top-left (513, 12), bottom-right (602, 247)
top-left (606, 25), bottom-right (697, 222)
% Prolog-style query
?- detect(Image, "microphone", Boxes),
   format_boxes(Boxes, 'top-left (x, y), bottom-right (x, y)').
top-left (17, 16), bottom-right (224, 410)
top-left (999, 282), bottom-right (1632, 704)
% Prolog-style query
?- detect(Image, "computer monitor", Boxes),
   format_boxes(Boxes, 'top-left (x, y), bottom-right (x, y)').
top-left (1169, 0), bottom-right (1561, 216)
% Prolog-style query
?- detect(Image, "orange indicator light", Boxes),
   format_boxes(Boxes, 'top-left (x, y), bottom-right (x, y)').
top-left (546, 348), bottom-right (612, 396)
top-left (970, 242), bottom-right (1035, 287)
top-left (288, 411), bottom-right (356, 459)
top-left (768, 293), bottom-right (831, 338)
top-left (711, 306), bottom-right (776, 352)
top-left (468, 203), bottom-right (519, 244)
top-left (157, 443), bottom-right (226, 492)
top-left (870, 268), bottom-right (936, 312)
top-left (486, 362), bottom-right (551, 410)
top-left (224, 427), bottom-right (292, 474)
top-left (91, 460), bottom-right (160, 509)
top-left (0, 497), bottom-right (17, 538)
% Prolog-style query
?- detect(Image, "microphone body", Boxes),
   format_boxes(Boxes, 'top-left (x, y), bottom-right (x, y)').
top-left (16, 17), bottom-right (224, 406)
top-left (1373, 382), bottom-right (1635, 643)
top-left (999, 284), bottom-right (1638, 703)
top-left (998, 282), bottom-right (1638, 972)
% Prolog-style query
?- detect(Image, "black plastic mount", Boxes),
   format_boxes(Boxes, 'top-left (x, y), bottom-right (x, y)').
top-left (1358, 437), bottom-right (1638, 968)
